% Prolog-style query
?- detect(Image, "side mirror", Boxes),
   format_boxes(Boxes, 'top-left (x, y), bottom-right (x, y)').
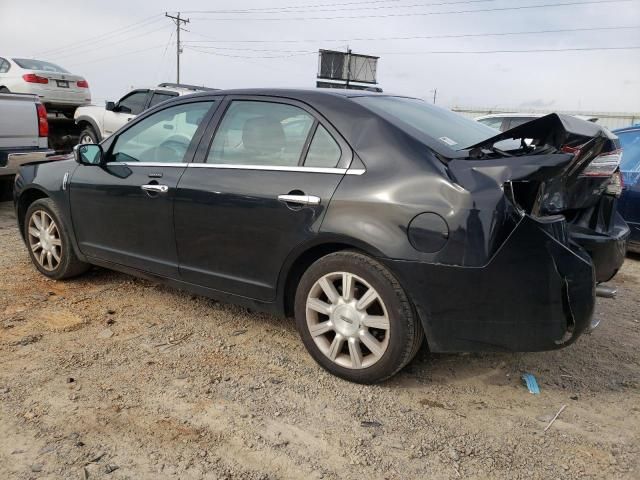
top-left (105, 101), bottom-right (115, 111)
top-left (73, 144), bottom-right (104, 166)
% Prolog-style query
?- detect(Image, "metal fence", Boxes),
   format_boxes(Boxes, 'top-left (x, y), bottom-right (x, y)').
top-left (451, 106), bottom-right (639, 131)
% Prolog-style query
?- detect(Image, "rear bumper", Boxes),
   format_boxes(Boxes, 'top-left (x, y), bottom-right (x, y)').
top-left (0, 148), bottom-right (56, 177)
top-left (568, 212), bottom-right (629, 282)
top-left (384, 214), bottom-right (596, 353)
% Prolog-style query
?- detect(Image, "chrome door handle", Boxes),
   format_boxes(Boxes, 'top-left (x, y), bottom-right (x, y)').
top-left (141, 184), bottom-right (169, 194)
top-left (278, 194), bottom-right (321, 205)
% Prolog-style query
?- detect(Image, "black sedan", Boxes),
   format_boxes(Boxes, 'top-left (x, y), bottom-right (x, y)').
top-left (14, 89), bottom-right (629, 384)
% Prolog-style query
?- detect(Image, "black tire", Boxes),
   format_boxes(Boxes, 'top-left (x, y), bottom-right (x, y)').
top-left (24, 198), bottom-right (89, 280)
top-left (0, 87), bottom-right (10, 93)
top-left (78, 126), bottom-right (98, 144)
top-left (294, 250), bottom-right (424, 384)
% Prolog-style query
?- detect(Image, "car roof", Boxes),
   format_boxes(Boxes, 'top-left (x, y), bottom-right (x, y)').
top-left (476, 113), bottom-right (544, 119)
top-left (613, 124), bottom-right (640, 134)
top-left (179, 87), bottom-right (402, 101)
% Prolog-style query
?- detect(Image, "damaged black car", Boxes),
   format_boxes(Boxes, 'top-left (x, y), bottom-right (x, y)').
top-left (13, 90), bottom-right (629, 384)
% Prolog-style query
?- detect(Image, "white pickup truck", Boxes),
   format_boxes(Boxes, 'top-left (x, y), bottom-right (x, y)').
top-left (0, 93), bottom-right (54, 197)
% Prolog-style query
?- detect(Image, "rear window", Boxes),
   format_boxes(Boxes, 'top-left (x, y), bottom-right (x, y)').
top-left (13, 58), bottom-right (69, 73)
top-left (353, 96), bottom-right (498, 151)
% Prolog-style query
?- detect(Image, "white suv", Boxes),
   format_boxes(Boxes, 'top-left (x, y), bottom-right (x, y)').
top-left (74, 83), bottom-right (215, 144)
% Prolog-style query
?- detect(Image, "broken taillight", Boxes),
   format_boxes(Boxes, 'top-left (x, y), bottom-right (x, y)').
top-left (606, 170), bottom-right (624, 196)
top-left (581, 149), bottom-right (623, 177)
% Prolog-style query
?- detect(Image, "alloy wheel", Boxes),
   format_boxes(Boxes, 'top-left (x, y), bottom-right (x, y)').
top-left (28, 210), bottom-right (62, 271)
top-left (306, 272), bottom-right (390, 369)
top-left (80, 134), bottom-right (94, 144)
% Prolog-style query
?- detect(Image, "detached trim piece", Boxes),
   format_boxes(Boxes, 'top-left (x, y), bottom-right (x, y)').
top-left (109, 161), bottom-right (366, 175)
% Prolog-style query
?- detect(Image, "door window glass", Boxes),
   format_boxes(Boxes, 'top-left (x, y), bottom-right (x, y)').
top-left (477, 117), bottom-right (504, 131)
top-left (118, 91), bottom-right (149, 115)
top-left (0, 58), bottom-right (9, 73)
top-left (149, 91), bottom-right (178, 108)
top-left (305, 125), bottom-right (341, 167)
top-left (618, 131), bottom-right (640, 172)
top-left (111, 101), bottom-right (214, 164)
top-left (207, 101), bottom-right (314, 166)
top-left (506, 117), bottom-right (536, 129)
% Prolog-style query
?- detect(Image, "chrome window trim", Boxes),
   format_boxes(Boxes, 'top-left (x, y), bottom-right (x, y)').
top-left (107, 162), bottom-right (187, 167)
top-left (106, 162), bottom-right (366, 175)
top-left (188, 163), bottom-right (365, 175)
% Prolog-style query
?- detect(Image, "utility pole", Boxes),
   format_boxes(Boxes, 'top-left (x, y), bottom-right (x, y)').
top-left (165, 12), bottom-right (189, 84)
top-left (345, 47), bottom-right (352, 90)
top-left (432, 88), bottom-right (438, 104)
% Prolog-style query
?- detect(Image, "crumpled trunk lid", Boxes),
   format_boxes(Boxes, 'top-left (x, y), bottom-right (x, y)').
top-left (464, 113), bottom-right (620, 215)
top-left (450, 113), bottom-right (628, 282)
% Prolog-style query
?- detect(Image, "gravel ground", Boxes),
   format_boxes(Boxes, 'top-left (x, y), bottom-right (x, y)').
top-left (0, 200), bottom-right (639, 480)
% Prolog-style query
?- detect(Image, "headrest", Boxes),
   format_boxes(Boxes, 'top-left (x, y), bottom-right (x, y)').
top-left (242, 116), bottom-right (285, 154)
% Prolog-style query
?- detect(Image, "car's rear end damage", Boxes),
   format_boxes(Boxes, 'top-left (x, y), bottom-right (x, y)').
top-left (386, 114), bottom-right (629, 352)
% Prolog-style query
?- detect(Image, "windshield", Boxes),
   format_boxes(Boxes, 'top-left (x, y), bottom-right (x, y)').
top-left (13, 58), bottom-right (69, 73)
top-left (353, 96), bottom-right (499, 151)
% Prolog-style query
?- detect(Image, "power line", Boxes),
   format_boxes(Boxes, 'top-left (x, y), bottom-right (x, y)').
top-left (183, 0), bottom-right (405, 13)
top-left (49, 24), bottom-right (173, 61)
top-left (35, 15), bottom-right (163, 56)
top-left (184, 46), bottom-right (317, 59)
top-left (191, 0), bottom-right (637, 21)
top-left (377, 46), bottom-right (640, 54)
top-left (65, 44), bottom-right (168, 68)
top-left (185, 0), bottom-right (493, 14)
top-left (155, 29), bottom-right (176, 84)
top-left (183, 25), bottom-right (640, 44)
top-left (182, 45), bottom-right (319, 53)
top-left (184, 44), bottom-right (640, 59)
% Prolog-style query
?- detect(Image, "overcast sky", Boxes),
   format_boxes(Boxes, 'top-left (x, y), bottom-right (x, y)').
top-left (2, 0), bottom-right (639, 112)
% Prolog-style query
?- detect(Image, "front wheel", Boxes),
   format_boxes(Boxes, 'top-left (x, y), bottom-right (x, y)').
top-left (295, 251), bottom-right (423, 384)
top-left (78, 126), bottom-right (98, 144)
top-left (24, 198), bottom-right (89, 280)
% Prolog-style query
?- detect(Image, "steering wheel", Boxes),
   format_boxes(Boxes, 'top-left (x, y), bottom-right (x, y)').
top-left (153, 134), bottom-right (191, 162)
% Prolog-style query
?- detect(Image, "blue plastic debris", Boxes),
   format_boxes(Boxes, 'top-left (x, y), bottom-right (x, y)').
top-left (522, 373), bottom-right (540, 394)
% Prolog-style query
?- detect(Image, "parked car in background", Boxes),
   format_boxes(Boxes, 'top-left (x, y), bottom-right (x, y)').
top-left (74, 83), bottom-right (217, 144)
top-left (0, 92), bottom-right (54, 197)
top-left (14, 90), bottom-right (628, 383)
top-left (614, 125), bottom-right (640, 253)
top-left (0, 57), bottom-right (91, 117)
top-left (476, 112), bottom-right (598, 131)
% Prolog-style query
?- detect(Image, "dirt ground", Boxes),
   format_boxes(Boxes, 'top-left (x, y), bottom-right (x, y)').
top-left (0, 201), bottom-right (638, 480)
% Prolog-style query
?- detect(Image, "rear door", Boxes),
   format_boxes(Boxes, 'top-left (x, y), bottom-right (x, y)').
top-left (70, 98), bottom-right (218, 277)
top-left (174, 96), bottom-right (352, 301)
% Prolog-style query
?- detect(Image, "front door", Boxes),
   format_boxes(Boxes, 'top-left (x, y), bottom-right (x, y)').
top-left (103, 90), bottom-right (150, 137)
top-left (174, 97), bottom-right (352, 301)
top-left (70, 99), bottom-right (217, 277)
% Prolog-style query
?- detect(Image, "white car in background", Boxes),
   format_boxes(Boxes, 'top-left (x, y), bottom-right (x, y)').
top-left (74, 83), bottom-right (217, 144)
top-left (0, 57), bottom-right (91, 117)
top-left (476, 112), bottom-right (598, 132)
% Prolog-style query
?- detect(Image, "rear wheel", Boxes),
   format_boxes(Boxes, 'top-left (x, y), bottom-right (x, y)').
top-left (295, 251), bottom-right (423, 384)
top-left (0, 87), bottom-right (10, 93)
top-left (24, 198), bottom-right (89, 279)
top-left (78, 126), bottom-right (98, 144)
